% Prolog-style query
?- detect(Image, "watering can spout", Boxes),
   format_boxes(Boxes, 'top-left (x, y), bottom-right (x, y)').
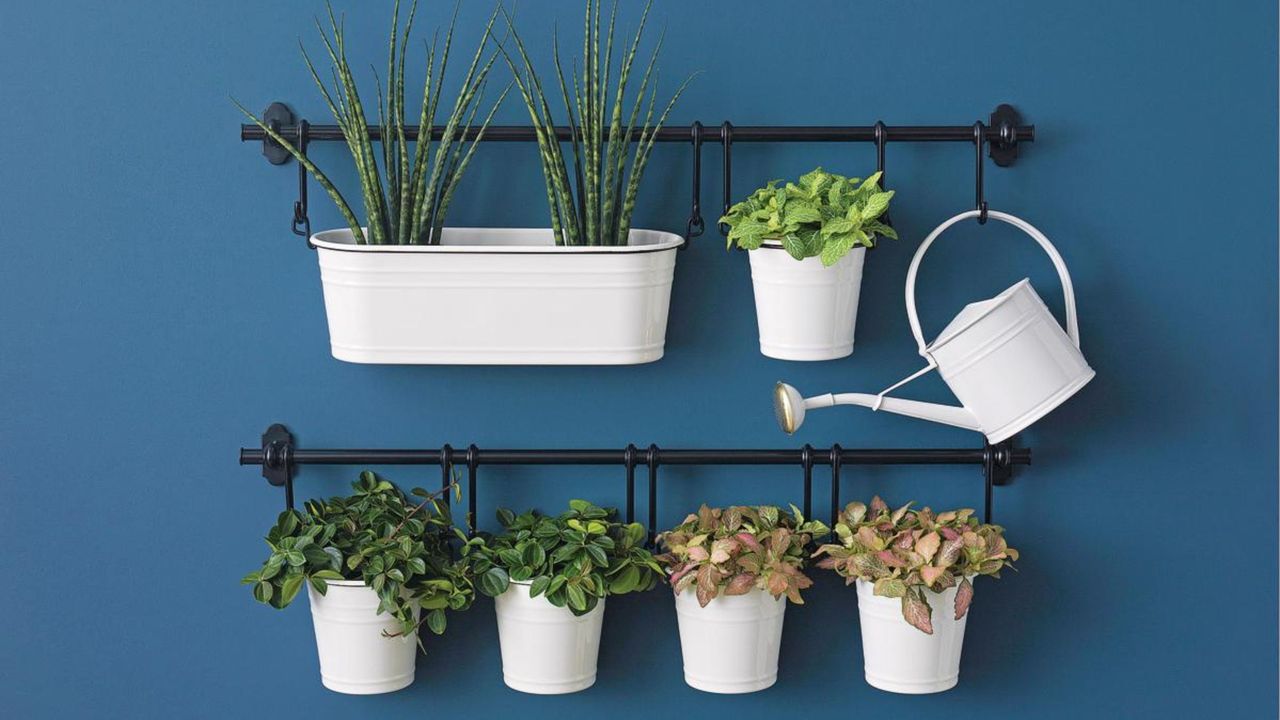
top-left (773, 382), bottom-right (981, 435)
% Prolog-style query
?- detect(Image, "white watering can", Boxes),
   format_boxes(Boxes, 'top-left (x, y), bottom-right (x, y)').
top-left (774, 210), bottom-right (1095, 444)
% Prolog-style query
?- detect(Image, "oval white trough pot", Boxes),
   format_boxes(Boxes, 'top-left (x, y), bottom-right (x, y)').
top-left (310, 227), bottom-right (683, 365)
top-left (307, 580), bottom-right (418, 695)
top-left (747, 243), bottom-right (866, 361)
top-left (493, 581), bottom-right (605, 694)
top-left (673, 588), bottom-right (786, 693)
top-left (855, 579), bottom-right (968, 694)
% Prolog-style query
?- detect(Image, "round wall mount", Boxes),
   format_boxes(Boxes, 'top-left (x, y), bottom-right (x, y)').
top-left (261, 102), bottom-right (295, 166)
top-left (988, 103), bottom-right (1024, 167)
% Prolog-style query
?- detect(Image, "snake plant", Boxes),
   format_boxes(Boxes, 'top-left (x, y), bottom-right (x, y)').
top-left (234, 0), bottom-right (508, 245)
top-left (500, 0), bottom-right (693, 246)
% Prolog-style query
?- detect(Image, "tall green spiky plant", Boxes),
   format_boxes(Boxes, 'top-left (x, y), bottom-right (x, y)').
top-left (234, 0), bottom-right (509, 245)
top-left (500, 0), bottom-right (693, 246)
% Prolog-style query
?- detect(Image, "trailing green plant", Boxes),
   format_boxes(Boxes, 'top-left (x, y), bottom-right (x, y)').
top-left (499, 0), bottom-right (694, 246)
top-left (241, 471), bottom-right (475, 640)
top-left (463, 499), bottom-right (661, 615)
top-left (234, 0), bottom-right (508, 245)
top-left (812, 496), bottom-right (1018, 635)
top-left (719, 167), bottom-right (897, 266)
top-left (656, 504), bottom-right (829, 607)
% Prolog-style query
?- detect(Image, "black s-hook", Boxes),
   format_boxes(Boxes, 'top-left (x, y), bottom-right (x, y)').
top-left (973, 121), bottom-right (988, 224)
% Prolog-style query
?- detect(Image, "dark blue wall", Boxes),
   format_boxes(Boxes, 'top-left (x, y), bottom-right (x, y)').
top-left (2, 1), bottom-right (1276, 717)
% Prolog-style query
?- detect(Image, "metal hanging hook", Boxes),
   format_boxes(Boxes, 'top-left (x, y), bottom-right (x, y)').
top-left (683, 122), bottom-right (705, 244)
top-left (646, 444), bottom-right (660, 544)
top-left (874, 121), bottom-right (893, 230)
top-left (719, 122), bottom-right (734, 237)
top-left (973, 121), bottom-right (988, 224)
top-left (292, 119), bottom-right (312, 242)
top-left (624, 443), bottom-right (638, 524)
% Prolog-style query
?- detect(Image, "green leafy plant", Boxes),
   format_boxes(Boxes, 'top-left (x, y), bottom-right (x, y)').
top-left (499, 0), bottom-right (694, 246)
top-left (656, 505), bottom-right (829, 607)
top-left (241, 471), bottom-right (475, 640)
top-left (234, 0), bottom-right (508, 245)
top-left (464, 499), bottom-right (661, 615)
top-left (812, 496), bottom-right (1018, 634)
top-left (719, 167), bottom-right (897, 266)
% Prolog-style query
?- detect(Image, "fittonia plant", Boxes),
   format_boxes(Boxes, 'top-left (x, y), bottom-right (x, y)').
top-left (812, 496), bottom-right (1018, 634)
top-left (656, 505), bottom-right (829, 607)
top-left (234, 0), bottom-right (507, 245)
top-left (720, 167), bottom-right (897, 265)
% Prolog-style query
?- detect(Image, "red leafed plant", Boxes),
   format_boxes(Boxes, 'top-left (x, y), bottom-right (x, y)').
top-left (656, 505), bottom-right (829, 607)
top-left (812, 496), bottom-right (1018, 634)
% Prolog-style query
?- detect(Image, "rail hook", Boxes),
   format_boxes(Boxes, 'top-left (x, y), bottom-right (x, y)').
top-left (973, 121), bottom-right (988, 224)
top-left (874, 121), bottom-right (893, 230)
top-left (623, 444), bottom-right (638, 524)
top-left (646, 444), bottom-right (660, 544)
top-left (466, 444), bottom-right (479, 537)
top-left (684, 122), bottom-right (705, 244)
top-left (292, 119), bottom-right (312, 242)
top-left (719, 122), bottom-right (734, 237)
top-left (800, 444), bottom-right (814, 521)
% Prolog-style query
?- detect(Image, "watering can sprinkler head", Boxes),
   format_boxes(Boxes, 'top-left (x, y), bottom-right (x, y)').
top-left (773, 382), bottom-right (805, 434)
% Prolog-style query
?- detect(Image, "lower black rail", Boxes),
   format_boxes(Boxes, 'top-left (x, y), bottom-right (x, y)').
top-left (241, 424), bottom-right (1030, 537)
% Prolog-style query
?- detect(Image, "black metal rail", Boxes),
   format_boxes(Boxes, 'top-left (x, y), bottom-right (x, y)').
top-left (241, 102), bottom-right (1032, 244)
top-left (241, 424), bottom-right (1031, 538)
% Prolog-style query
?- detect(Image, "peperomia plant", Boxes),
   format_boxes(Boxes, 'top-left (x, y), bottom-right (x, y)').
top-left (812, 496), bottom-right (1018, 634)
top-left (234, 0), bottom-right (507, 245)
top-left (241, 471), bottom-right (475, 640)
top-left (656, 505), bottom-right (829, 607)
top-left (719, 167), bottom-right (897, 266)
top-left (464, 499), bottom-right (662, 615)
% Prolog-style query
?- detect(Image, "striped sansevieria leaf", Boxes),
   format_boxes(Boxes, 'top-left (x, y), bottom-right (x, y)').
top-left (500, 0), bottom-right (693, 246)
top-left (234, 0), bottom-right (509, 245)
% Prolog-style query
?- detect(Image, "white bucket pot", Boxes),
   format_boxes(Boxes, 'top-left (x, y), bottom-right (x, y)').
top-left (307, 580), bottom-right (417, 695)
top-left (309, 227), bottom-right (683, 365)
top-left (855, 579), bottom-right (968, 694)
top-left (747, 244), bottom-right (866, 361)
top-left (673, 588), bottom-right (787, 693)
top-left (493, 581), bottom-right (605, 694)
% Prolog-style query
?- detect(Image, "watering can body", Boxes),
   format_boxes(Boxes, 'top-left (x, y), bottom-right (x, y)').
top-left (775, 210), bottom-right (1094, 443)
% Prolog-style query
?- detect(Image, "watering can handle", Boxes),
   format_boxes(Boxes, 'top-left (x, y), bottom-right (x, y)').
top-left (904, 209), bottom-right (1081, 355)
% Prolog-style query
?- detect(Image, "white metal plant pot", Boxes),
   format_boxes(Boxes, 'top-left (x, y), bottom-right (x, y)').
top-left (673, 588), bottom-right (787, 693)
top-left (307, 581), bottom-right (418, 695)
top-left (775, 210), bottom-right (1094, 443)
top-left (310, 227), bottom-right (683, 365)
top-left (748, 244), bottom-right (866, 361)
top-left (855, 579), bottom-right (968, 694)
top-left (493, 582), bottom-right (605, 694)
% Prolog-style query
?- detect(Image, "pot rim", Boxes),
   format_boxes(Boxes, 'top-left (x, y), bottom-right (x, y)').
top-left (311, 227), bottom-right (684, 255)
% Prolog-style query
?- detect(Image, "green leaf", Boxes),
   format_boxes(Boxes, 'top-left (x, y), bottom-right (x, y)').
top-left (252, 581), bottom-right (273, 604)
top-left (529, 575), bottom-right (552, 598)
top-left (564, 583), bottom-right (588, 612)
top-left (426, 608), bottom-right (447, 635)
top-left (479, 567), bottom-right (510, 597)
top-left (780, 234), bottom-right (807, 260)
top-left (873, 577), bottom-right (908, 598)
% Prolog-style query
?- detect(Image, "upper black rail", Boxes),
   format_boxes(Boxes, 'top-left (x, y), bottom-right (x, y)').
top-left (240, 102), bottom-right (1032, 244)
top-left (241, 123), bottom-right (1035, 145)
top-left (241, 425), bottom-right (1030, 538)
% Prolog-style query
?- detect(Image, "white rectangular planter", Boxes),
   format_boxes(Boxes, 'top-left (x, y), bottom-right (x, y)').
top-left (309, 227), bottom-right (683, 365)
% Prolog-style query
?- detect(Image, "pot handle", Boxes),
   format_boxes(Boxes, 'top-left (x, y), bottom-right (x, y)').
top-left (905, 209), bottom-right (1081, 354)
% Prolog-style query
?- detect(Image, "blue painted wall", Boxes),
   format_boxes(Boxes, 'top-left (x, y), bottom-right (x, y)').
top-left (2, 0), bottom-right (1275, 716)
